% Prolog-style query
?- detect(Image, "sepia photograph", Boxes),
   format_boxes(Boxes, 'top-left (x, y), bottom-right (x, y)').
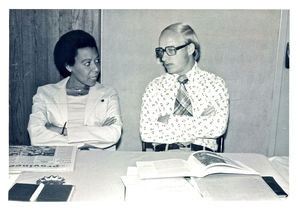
top-left (4, 1), bottom-right (297, 212)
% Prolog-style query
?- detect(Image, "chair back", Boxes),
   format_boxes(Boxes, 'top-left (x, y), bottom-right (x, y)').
top-left (142, 134), bottom-right (225, 152)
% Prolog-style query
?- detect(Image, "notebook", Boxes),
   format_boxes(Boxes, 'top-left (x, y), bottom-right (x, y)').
top-left (9, 183), bottom-right (74, 202)
top-left (36, 184), bottom-right (74, 202)
top-left (9, 183), bottom-right (42, 201)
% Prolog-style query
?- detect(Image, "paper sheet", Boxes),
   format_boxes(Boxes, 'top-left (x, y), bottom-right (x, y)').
top-left (121, 167), bottom-right (202, 202)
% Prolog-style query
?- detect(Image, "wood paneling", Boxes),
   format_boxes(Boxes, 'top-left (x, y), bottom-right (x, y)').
top-left (9, 9), bottom-right (101, 145)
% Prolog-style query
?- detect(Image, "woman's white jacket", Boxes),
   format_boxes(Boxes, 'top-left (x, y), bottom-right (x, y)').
top-left (27, 77), bottom-right (122, 149)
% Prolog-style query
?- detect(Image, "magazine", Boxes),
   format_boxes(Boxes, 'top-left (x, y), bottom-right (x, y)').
top-left (9, 146), bottom-right (77, 172)
top-left (136, 151), bottom-right (259, 179)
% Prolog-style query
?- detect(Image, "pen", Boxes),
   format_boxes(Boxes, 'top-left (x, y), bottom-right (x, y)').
top-left (61, 122), bottom-right (67, 135)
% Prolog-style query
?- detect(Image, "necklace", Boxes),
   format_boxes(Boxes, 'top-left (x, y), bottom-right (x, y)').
top-left (66, 88), bottom-right (89, 96)
top-left (66, 82), bottom-right (90, 96)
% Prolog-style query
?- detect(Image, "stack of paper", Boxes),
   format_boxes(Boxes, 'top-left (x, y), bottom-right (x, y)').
top-left (121, 167), bottom-right (202, 202)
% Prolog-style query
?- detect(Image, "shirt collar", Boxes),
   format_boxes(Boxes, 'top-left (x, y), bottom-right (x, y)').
top-left (162, 62), bottom-right (198, 86)
top-left (172, 62), bottom-right (197, 80)
top-left (186, 62), bottom-right (198, 80)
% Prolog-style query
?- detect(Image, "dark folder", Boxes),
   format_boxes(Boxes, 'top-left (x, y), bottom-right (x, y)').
top-left (36, 184), bottom-right (74, 202)
top-left (262, 176), bottom-right (288, 197)
top-left (9, 183), bottom-right (39, 201)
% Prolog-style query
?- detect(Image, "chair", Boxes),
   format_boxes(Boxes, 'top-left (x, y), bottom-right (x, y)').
top-left (216, 135), bottom-right (224, 152)
top-left (142, 134), bottom-right (225, 152)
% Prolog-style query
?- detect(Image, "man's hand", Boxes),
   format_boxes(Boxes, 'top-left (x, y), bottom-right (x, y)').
top-left (45, 123), bottom-right (67, 136)
top-left (157, 114), bottom-right (170, 124)
top-left (102, 117), bottom-right (117, 126)
top-left (201, 106), bottom-right (216, 116)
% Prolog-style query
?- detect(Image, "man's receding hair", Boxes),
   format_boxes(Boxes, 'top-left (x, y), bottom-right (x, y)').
top-left (161, 23), bottom-right (201, 62)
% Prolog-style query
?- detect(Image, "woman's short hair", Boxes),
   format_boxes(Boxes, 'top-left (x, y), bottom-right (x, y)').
top-left (161, 23), bottom-right (201, 62)
top-left (54, 30), bottom-right (98, 77)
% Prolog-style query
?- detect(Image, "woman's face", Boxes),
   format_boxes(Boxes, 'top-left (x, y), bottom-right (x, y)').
top-left (67, 47), bottom-right (100, 87)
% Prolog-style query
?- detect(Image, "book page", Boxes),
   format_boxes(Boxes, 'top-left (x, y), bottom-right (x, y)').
top-left (9, 146), bottom-right (77, 172)
top-left (136, 151), bottom-right (258, 179)
top-left (187, 151), bottom-right (258, 177)
top-left (189, 151), bottom-right (241, 167)
top-left (136, 159), bottom-right (191, 179)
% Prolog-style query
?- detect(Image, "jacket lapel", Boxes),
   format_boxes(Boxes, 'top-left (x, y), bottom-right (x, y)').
top-left (84, 83), bottom-right (104, 123)
top-left (52, 77), bottom-right (69, 123)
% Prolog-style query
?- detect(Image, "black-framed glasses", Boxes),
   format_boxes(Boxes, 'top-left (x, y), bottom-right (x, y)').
top-left (155, 42), bottom-right (191, 58)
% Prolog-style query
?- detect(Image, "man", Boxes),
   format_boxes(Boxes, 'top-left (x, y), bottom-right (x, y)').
top-left (140, 23), bottom-right (229, 151)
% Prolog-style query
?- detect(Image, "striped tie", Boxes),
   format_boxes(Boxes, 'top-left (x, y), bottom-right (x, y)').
top-left (173, 75), bottom-right (193, 116)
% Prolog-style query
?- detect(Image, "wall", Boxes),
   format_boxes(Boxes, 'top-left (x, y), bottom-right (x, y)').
top-left (269, 11), bottom-right (289, 156)
top-left (102, 10), bottom-right (289, 156)
top-left (9, 9), bottom-right (101, 145)
top-left (9, 9), bottom-right (289, 156)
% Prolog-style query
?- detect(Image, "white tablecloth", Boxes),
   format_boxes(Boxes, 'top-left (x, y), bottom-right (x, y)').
top-left (11, 150), bottom-right (289, 201)
top-left (268, 156), bottom-right (289, 184)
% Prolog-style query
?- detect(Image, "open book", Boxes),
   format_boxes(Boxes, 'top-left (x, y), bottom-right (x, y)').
top-left (136, 151), bottom-right (258, 179)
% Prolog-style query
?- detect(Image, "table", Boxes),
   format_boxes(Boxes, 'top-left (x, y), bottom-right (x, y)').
top-left (11, 150), bottom-right (289, 201)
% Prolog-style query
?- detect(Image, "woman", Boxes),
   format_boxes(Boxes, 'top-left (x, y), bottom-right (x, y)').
top-left (27, 30), bottom-right (122, 150)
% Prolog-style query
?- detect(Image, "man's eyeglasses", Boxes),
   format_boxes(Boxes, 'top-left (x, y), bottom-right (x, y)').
top-left (155, 42), bottom-right (191, 58)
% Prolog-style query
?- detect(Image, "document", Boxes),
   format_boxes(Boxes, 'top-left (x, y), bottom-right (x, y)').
top-left (9, 146), bottom-right (77, 172)
top-left (121, 167), bottom-right (202, 202)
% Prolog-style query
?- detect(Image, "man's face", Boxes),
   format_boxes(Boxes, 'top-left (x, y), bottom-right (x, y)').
top-left (158, 30), bottom-right (193, 75)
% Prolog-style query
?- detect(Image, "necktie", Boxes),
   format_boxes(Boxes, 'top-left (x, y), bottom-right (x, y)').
top-left (173, 75), bottom-right (193, 116)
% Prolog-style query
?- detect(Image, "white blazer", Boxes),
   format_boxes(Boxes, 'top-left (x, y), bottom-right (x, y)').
top-left (28, 77), bottom-right (122, 149)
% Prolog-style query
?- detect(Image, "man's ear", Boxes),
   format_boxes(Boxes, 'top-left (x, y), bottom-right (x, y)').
top-left (187, 43), bottom-right (195, 56)
top-left (65, 64), bottom-right (72, 73)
